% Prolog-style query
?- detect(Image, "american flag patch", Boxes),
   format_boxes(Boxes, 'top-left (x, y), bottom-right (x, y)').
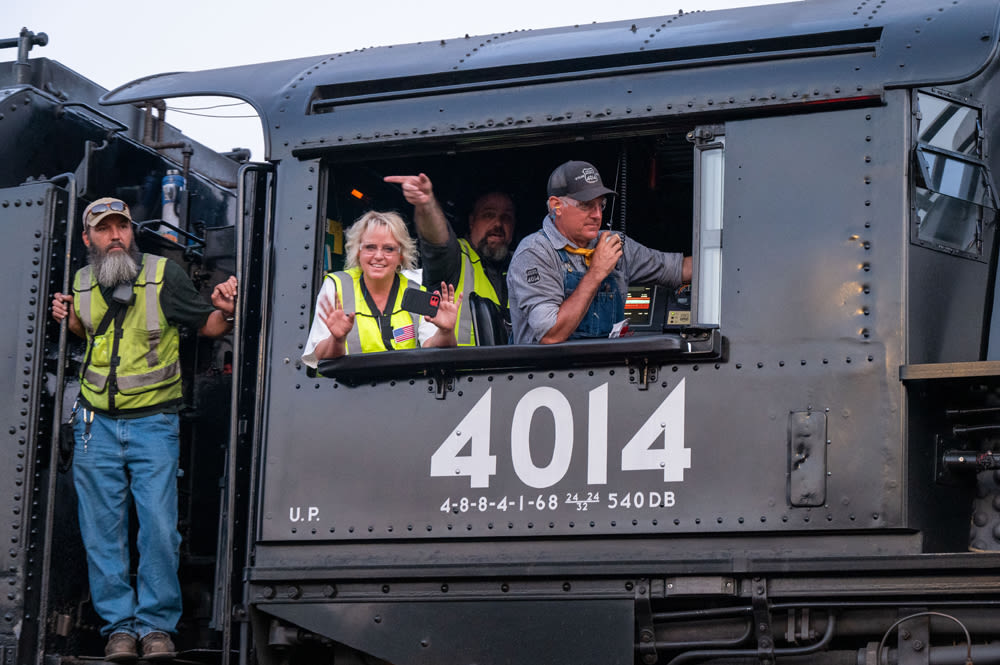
top-left (393, 324), bottom-right (416, 344)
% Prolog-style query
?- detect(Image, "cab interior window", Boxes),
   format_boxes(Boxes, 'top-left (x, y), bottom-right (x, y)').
top-left (913, 90), bottom-right (997, 257)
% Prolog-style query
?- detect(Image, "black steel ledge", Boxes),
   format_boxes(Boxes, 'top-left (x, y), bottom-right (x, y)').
top-left (316, 327), bottom-right (722, 385)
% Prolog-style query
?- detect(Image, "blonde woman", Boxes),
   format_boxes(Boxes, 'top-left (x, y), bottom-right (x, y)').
top-left (302, 211), bottom-right (460, 365)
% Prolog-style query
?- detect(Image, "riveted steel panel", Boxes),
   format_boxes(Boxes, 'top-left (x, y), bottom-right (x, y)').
top-left (257, 103), bottom-right (906, 547)
top-left (100, 0), bottom-right (1000, 161)
top-left (0, 183), bottom-right (64, 636)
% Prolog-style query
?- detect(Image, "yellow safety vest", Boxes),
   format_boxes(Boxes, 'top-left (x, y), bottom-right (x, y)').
top-left (326, 268), bottom-right (423, 354)
top-left (73, 254), bottom-right (182, 412)
top-left (455, 238), bottom-right (503, 346)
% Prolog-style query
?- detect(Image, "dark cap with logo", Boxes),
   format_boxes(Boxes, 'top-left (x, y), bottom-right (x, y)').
top-left (547, 160), bottom-right (617, 202)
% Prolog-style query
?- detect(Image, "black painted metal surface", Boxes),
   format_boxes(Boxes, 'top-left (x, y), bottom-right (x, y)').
top-left (4, 2), bottom-right (1000, 664)
top-left (263, 599), bottom-right (634, 665)
top-left (100, 0), bottom-right (1000, 161)
top-left (0, 183), bottom-right (64, 665)
top-left (254, 101), bottom-right (909, 548)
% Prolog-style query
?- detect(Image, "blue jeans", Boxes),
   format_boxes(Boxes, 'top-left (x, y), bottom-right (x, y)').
top-left (73, 409), bottom-right (182, 638)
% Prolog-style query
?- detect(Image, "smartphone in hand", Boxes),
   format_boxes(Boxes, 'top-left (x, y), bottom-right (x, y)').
top-left (401, 288), bottom-right (440, 317)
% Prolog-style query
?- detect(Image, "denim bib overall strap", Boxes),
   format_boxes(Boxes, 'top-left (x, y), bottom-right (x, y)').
top-left (554, 246), bottom-right (625, 339)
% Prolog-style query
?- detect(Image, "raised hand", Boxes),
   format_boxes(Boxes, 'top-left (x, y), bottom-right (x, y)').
top-left (383, 173), bottom-right (434, 206)
top-left (427, 282), bottom-right (462, 334)
top-left (319, 288), bottom-right (356, 342)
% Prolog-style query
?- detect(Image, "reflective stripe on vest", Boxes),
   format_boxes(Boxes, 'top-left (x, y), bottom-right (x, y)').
top-left (455, 238), bottom-right (502, 347)
top-left (73, 254), bottom-right (181, 411)
top-left (326, 268), bottom-right (422, 354)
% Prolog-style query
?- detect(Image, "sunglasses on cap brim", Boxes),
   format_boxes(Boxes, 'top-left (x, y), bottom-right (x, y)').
top-left (88, 201), bottom-right (128, 216)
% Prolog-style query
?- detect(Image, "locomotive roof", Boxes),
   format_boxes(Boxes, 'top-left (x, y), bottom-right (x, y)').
top-left (102, 0), bottom-right (1000, 159)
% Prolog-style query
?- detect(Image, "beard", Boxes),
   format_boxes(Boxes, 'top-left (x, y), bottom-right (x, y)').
top-left (90, 241), bottom-right (141, 288)
top-left (475, 237), bottom-right (510, 264)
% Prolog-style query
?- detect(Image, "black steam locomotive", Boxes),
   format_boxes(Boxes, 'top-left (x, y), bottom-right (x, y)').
top-left (3, 0), bottom-right (1000, 663)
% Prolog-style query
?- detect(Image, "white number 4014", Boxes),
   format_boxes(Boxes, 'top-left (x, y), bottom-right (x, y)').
top-left (430, 380), bottom-right (689, 489)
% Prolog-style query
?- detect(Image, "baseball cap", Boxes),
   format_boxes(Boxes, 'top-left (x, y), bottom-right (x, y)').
top-left (547, 160), bottom-right (617, 202)
top-left (83, 197), bottom-right (132, 227)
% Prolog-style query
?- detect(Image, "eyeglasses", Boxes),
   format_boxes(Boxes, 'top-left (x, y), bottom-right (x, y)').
top-left (564, 197), bottom-right (607, 213)
top-left (87, 200), bottom-right (128, 216)
top-left (360, 243), bottom-right (400, 256)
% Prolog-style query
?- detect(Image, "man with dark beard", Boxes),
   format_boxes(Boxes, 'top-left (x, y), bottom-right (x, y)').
top-left (50, 197), bottom-right (237, 662)
top-left (384, 173), bottom-right (515, 346)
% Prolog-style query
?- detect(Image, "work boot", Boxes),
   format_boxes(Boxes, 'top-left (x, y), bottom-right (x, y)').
top-left (104, 632), bottom-right (138, 662)
top-left (139, 632), bottom-right (177, 661)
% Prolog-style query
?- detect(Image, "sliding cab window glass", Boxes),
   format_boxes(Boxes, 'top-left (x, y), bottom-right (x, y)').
top-left (913, 91), bottom-right (997, 258)
top-left (691, 126), bottom-right (725, 326)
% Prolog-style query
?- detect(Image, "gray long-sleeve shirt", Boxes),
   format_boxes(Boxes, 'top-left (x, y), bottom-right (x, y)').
top-left (507, 215), bottom-right (684, 344)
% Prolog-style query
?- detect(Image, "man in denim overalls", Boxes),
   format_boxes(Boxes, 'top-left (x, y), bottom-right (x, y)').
top-left (507, 161), bottom-right (691, 344)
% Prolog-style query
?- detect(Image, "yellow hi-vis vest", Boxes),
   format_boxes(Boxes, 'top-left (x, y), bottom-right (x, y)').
top-left (73, 254), bottom-right (182, 412)
top-left (326, 268), bottom-right (423, 354)
top-left (454, 238), bottom-right (503, 346)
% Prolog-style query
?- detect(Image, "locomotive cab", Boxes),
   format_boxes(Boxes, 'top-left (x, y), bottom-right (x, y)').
top-left (6, 1), bottom-right (1000, 665)
top-left (97, 1), bottom-right (1000, 663)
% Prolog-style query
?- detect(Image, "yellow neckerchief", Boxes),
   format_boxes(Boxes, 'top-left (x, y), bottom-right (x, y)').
top-left (562, 245), bottom-right (595, 266)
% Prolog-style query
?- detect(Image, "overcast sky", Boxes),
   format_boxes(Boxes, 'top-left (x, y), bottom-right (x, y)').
top-left (7, 0), bottom-right (786, 159)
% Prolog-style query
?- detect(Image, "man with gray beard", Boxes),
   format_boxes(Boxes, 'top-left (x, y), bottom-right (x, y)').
top-left (50, 197), bottom-right (237, 662)
top-left (384, 173), bottom-right (515, 346)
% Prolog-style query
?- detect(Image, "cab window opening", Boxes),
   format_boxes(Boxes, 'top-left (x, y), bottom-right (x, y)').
top-left (307, 127), bottom-right (703, 375)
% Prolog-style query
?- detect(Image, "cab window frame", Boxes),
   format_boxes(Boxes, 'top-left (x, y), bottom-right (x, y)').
top-left (910, 88), bottom-right (997, 261)
top-left (306, 128), bottom-right (721, 382)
